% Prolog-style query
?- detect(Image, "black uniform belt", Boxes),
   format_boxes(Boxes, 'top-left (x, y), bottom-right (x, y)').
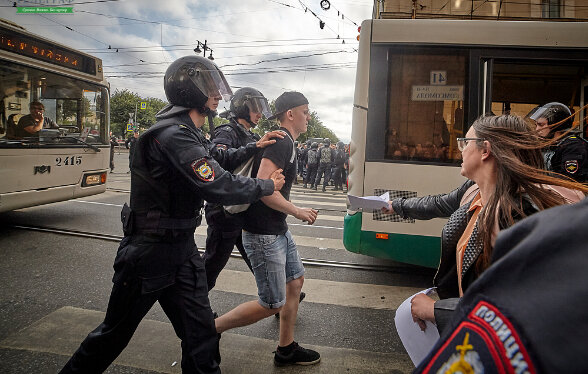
top-left (134, 211), bottom-right (201, 232)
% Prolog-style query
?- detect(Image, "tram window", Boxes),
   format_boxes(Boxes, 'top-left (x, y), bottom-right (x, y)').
top-left (385, 49), bottom-right (467, 164)
top-left (490, 61), bottom-right (586, 122)
top-left (0, 61), bottom-right (107, 146)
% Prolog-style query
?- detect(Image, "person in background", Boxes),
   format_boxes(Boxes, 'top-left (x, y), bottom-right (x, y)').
top-left (109, 131), bottom-right (117, 172)
top-left (304, 142), bottom-right (319, 188)
top-left (530, 102), bottom-right (588, 182)
top-left (125, 130), bottom-right (139, 173)
top-left (332, 141), bottom-right (347, 191)
top-left (313, 137), bottom-right (334, 191)
top-left (383, 115), bottom-right (587, 336)
top-left (16, 101), bottom-right (58, 138)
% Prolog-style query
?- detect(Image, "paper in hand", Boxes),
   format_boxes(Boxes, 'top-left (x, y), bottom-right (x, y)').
top-left (348, 191), bottom-right (390, 211)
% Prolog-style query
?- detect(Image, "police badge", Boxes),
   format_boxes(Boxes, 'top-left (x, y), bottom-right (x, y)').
top-left (565, 160), bottom-right (579, 174)
top-left (191, 158), bottom-right (215, 182)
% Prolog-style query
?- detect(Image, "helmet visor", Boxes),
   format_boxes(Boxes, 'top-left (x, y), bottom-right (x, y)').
top-left (189, 64), bottom-right (233, 102)
top-left (246, 95), bottom-right (272, 119)
top-left (529, 106), bottom-right (549, 121)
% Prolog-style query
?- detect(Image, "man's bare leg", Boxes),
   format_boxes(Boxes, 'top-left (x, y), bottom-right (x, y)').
top-left (279, 276), bottom-right (304, 346)
top-left (215, 301), bottom-right (279, 334)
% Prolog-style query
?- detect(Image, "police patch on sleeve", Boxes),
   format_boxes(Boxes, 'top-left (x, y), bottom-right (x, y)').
top-left (565, 160), bottom-right (579, 174)
top-left (191, 158), bottom-right (215, 182)
top-left (421, 301), bottom-right (535, 374)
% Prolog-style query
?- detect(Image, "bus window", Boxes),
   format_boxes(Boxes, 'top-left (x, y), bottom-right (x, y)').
top-left (386, 49), bottom-right (467, 164)
top-left (490, 61), bottom-right (587, 123)
top-left (0, 61), bottom-right (108, 146)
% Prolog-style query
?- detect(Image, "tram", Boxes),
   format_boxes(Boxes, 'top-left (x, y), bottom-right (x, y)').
top-left (344, 19), bottom-right (588, 268)
top-left (0, 19), bottom-right (110, 212)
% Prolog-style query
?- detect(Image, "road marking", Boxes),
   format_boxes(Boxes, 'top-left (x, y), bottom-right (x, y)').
top-left (291, 199), bottom-right (345, 208)
top-left (0, 306), bottom-right (413, 373)
top-left (215, 270), bottom-right (422, 310)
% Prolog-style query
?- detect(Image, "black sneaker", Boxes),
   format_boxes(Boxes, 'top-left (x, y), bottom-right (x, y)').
top-left (274, 342), bottom-right (320, 366)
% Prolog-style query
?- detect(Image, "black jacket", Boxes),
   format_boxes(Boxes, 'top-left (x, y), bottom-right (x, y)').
top-left (547, 134), bottom-right (588, 183)
top-left (415, 198), bottom-right (588, 374)
top-left (212, 119), bottom-right (260, 155)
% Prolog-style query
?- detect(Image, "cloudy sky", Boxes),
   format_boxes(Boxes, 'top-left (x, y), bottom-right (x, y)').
top-left (3, 0), bottom-right (373, 141)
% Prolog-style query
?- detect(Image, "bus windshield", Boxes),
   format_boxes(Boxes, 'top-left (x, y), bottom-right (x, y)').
top-left (1, 60), bottom-right (108, 146)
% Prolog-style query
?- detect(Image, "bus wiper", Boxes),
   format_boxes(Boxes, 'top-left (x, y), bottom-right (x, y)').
top-left (58, 135), bottom-right (101, 152)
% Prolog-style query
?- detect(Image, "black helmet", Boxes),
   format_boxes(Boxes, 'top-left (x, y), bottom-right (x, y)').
top-left (311, 142), bottom-right (318, 149)
top-left (305, 139), bottom-right (311, 146)
top-left (229, 87), bottom-right (271, 128)
top-left (294, 141), bottom-right (299, 146)
top-left (337, 141), bottom-right (344, 149)
top-left (529, 102), bottom-right (573, 134)
top-left (164, 56), bottom-right (232, 111)
top-left (323, 138), bottom-right (331, 145)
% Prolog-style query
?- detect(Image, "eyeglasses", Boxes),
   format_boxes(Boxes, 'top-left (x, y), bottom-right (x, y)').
top-left (457, 137), bottom-right (485, 152)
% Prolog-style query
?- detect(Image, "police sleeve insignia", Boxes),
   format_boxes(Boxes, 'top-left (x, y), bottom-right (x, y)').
top-left (565, 160), bottom-right (579, 174)
top-left (191, 158), bottom-right (215, 182)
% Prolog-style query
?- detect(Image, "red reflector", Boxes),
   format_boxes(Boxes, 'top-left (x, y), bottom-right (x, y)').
top-left (101, 173), bottom-right (107, 184)
top-left (376, 233), bottom-right (388, 240)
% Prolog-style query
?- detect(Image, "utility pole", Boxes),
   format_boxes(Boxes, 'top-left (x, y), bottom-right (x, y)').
top-left (412, 0), bottom-right (418, 19)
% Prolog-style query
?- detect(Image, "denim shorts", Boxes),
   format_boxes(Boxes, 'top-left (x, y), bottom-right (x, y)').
top-left (242, 230), bottom-right (305, 309)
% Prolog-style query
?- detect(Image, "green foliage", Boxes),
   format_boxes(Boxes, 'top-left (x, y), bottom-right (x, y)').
top-left (252, 100), bottom-right (338, 143)
top-left (203, 115), bottom-right (229, 135)
top-left (110, 89), bottom-right (167, 136)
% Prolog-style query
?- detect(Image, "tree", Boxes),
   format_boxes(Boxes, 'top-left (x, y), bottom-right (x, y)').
top-left (109, 89), bottom-right (167, 136)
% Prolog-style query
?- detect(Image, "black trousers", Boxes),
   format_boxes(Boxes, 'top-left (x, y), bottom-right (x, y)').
top-left (60, 237), bottom-right (220, 374)
top-left (305, 164), bottom-right (318, 186)
top-left (203, 205), bottom-right (253, 291)
top-left (333, 165), bottom-right (346, 189)
top-left (314, 163), bottom-right (332, 188)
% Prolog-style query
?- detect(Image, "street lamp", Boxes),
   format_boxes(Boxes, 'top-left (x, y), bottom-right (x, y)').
top-left (194, 40), bottom-right (215, 60)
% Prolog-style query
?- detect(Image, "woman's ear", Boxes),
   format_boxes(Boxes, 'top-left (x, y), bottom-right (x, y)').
top-left (481, 140), bottom-right (492, 160)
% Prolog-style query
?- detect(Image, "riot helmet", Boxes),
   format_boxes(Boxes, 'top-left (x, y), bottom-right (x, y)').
top-left (529, 102), bottom-right (573, 136)
top-left (294, 141), bottom-right (299, 147)
top-left (311, 142), bottom-right (318, 149)
top-left (323, 138), bottom-right (331, 146)
top-left (164, 56), bottom-right (232, 112)
top-left (337, 141), bottom-right (344, 149)
top-left (229, 87), bottom-right (271, 128)
top-left (305, 139), bottom-right (312, 147)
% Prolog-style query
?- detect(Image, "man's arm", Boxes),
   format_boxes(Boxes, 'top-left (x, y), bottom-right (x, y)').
top-left (258, 157), bottom-right (318, 224)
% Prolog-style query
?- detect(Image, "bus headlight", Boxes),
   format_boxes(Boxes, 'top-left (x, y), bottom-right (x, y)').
top-left (82, 172), bottom-right (107, 187)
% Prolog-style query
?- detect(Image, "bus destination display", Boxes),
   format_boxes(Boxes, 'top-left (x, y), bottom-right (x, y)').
top-left (0, 26), bottom-right (96, 75)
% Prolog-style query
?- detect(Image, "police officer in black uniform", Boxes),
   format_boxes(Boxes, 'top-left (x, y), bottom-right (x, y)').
top-left (59, 56), bottom-right (285, 374)
top-left (530, 102), bottom-right (588, 182)
top-left (203, 87), bottom-right (271, 290)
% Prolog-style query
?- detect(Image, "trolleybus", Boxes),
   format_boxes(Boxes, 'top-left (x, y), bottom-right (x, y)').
top-left (344, 19), bottom-right (588, 268)
top-left (0, 19), bottom-right (110, 212)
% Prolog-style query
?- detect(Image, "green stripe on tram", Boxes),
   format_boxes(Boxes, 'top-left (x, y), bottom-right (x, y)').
top-left (344, 213), bottom-right (440, 269)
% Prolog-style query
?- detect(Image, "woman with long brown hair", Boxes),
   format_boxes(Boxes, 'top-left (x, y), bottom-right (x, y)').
top-left (386, 114), bottom-right (587, 338)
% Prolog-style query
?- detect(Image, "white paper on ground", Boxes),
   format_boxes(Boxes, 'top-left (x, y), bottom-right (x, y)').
top-left (348, 191), bottom-right (389, 211)
top-left (394, 288), bottom-right (440, 367)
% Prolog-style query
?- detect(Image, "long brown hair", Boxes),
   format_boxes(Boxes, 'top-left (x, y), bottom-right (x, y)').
top-left (471, 115), bottom-right (588, 273)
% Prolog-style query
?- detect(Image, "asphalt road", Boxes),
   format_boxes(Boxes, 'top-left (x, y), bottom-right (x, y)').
top-left (0, 152), bottom-right (436, 373)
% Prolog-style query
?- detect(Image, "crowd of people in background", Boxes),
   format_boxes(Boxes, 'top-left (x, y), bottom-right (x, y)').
top-left (297, 138), bottom-right (349, 191)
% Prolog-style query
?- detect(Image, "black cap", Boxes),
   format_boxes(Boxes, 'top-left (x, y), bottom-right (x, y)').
top-left (268, 91), bottom-right (309, 120)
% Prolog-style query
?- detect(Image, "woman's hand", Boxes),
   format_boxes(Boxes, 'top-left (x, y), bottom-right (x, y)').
top-left (256, 130), bottom-right (286, 148)
top-left (381, 201), bottom-right (395, 214)
top-left (411, 293), bottom-right (436, 331)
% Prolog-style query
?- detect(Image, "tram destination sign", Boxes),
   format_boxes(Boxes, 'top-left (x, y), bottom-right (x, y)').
top-left (411, 85), bottom-right (464, 101)
top-left (0, 25), bottom-right (96, 75)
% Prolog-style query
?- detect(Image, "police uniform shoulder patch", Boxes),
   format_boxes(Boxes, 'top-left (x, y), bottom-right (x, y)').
top-left (565, 160), bottom-right (579, 174)
top-left (191, 158), bottom-right (215, 182)
top-left (216, 144), bottom-right (228, 151)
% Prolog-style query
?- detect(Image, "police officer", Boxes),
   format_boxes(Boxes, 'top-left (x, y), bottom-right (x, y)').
top-left (59, 56), bottom-right (285, 374)
top-left (203, 87), bottom-right (271, 290)
top-left (332, 141), bottom-right (346, 191)
top-left (313, 137), bottom-right (334, 191)
top-left (530, 102), bottom-right (588, 182)
top-left (304, 142), bottom-right (319, 188)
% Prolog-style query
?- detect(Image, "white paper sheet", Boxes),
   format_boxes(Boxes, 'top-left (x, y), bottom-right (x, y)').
top-left (394, 288), bottom-right (440, 367)
top-left (347, 192), bottom-right (390, 211)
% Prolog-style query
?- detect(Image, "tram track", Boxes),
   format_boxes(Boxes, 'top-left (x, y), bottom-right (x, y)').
top-left (8, 224), bottom-right (427, 274)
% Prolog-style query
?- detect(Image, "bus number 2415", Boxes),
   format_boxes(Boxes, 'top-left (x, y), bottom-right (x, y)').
top-left (56, 156), bottom-right (82, 166)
